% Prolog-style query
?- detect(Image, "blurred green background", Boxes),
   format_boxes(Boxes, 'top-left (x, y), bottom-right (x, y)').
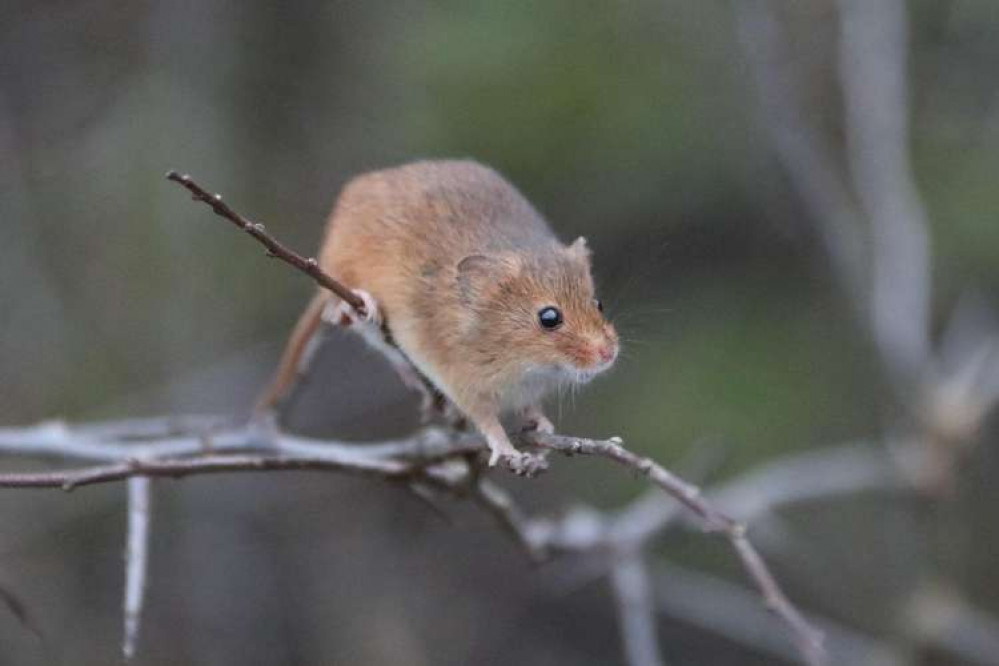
top-left (1, 1), bottom-right (998, 664)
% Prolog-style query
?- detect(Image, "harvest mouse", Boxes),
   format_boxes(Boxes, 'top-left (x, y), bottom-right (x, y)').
top-left (257, 160), bottom-right (619, 472)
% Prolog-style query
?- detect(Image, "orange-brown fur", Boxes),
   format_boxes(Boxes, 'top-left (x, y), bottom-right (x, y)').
top-left (261, 160), bottom-right (619, 465)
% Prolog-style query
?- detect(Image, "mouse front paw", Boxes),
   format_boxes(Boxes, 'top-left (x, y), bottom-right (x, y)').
top-left (504, 451), bottom-right (549, 478)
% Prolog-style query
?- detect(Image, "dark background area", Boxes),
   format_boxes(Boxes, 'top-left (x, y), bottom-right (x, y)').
top-left (1, 1), bottom-right (998, 664)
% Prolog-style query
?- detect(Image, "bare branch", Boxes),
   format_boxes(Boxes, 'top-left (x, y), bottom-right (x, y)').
top-left (532, 435), bottom-right (729, 527)
top-left (165, 171), bottom-right (368, 315)
top-left (122, 477), bottom-right (151, 661)
top-left (0, 418), bottom-right (825, 664)
top-left (611, 553), bottom-right (667, 666)
top-left (709, 442), bottom-right (909, 523)
top-left (905, 581), bottom-right (999, 666)
top-left (0, 452), bottom-right (416, 490)
top-left (527, 433), bottom-right (827, 665)
top-left (0, 420), bottom-right (476, 473)
top-left (653, 562), bottom-right (905, 666)
top-left (738, 0), bottom-right (934, 393)
top-left (735, 0), bottom-right (868, 310)
top-left (837, 0), bottom-right (933, 383)
top-left (470, 480), bottom-right (551, 563)
top-left (473, 481), bottom-right (670, 665)
top-left (475, 442), bottom-right (897, 666)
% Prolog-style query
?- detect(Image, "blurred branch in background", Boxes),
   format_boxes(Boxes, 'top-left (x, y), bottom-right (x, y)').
top-left (739, 0), bottom-right (999, 484)
top-left (735, 0), bottom-right (869, 314)
top-left (653, 562), bottom-right (904, 666)
top-left (836, 0), bottom-right (932, 386)
top-left (611, 555), bottom-right (666, 666)
top-left (733, 1), bottom-right (999, 664)
top-left (122, 477), bottom-right (150, 661)
top-left (738, 0), bottom-right (936, 390)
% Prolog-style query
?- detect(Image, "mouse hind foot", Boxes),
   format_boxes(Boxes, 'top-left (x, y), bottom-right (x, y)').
top-left (503, 451), bottom-right (548, 477)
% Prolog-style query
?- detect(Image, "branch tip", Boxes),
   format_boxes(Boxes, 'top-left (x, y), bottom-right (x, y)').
top-left (166, 171), bottom-right (367, 312)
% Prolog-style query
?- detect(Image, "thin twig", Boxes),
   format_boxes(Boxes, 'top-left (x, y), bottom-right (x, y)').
top-left (122, 477), bottom-right (151, 661)
top-left (165, 171), bottom-right (367, 314)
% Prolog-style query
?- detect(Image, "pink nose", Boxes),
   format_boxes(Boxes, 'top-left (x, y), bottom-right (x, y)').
top-left (597, 343), bottom-right (617, 364)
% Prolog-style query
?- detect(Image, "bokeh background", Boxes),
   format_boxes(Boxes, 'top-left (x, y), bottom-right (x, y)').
top-left (2, 1), bottom-right (998, 664)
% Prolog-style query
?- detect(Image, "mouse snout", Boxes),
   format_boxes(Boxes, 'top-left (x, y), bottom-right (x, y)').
top-left (597, 341), bottom-right (617, 365)
top-left (591, 332), bottom-right (618, 367)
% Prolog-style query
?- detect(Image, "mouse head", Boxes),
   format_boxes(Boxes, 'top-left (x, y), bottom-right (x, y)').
top-left (457, 237), bottom-right (619, 380)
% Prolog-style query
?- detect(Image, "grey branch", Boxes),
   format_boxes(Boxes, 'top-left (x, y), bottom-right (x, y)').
top-left (665, 566), bottom-right (999, 666)
top-left (123, 477), bottom-right (151, 661)
top-left (905, 582), bottom-right (999, 666)
top-left (472, 481), bottom-right (669, 666)
top-left (470, 480), bottom-right (551, 563)
top-left (709, 442), bottom-right (910, 523)
top-left (472, 481), bottom-right (672, 666)
top-left (735, 0), bottom-right (868, 311)
top-left (737, 0), bottom-right (934, 392)
top-left (530, 434), bottom-right (827, 665)
top-left (612, 553), bottom-right (667, 666)
top-left (654, 561), bottom-right (905, 666)
top-left (0, 417), bottom-right (826, 666)
top-left (837, 0), bottom-right (932, 383)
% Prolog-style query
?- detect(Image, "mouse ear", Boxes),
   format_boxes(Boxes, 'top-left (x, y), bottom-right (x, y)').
top-left (568, 236), bottom-right (592, 264)
top-left (456, 253), bottom-right (520, 303)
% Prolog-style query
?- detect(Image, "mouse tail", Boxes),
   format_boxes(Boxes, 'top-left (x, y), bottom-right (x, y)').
top-left (254, 290), bottom-right (330, 415)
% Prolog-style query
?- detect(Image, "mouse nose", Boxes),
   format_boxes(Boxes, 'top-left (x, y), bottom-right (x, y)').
top-left (597, 341), bottom-right (617, 364)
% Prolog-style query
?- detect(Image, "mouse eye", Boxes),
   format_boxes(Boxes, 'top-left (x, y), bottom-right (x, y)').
top-left (538, 306), bottom-right (563, 330)
top-left (594, 298), bottom-right (604, 313)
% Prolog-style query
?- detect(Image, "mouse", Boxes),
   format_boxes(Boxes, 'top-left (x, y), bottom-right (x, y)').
top-left (257, 159), bottom-right (619, 471)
